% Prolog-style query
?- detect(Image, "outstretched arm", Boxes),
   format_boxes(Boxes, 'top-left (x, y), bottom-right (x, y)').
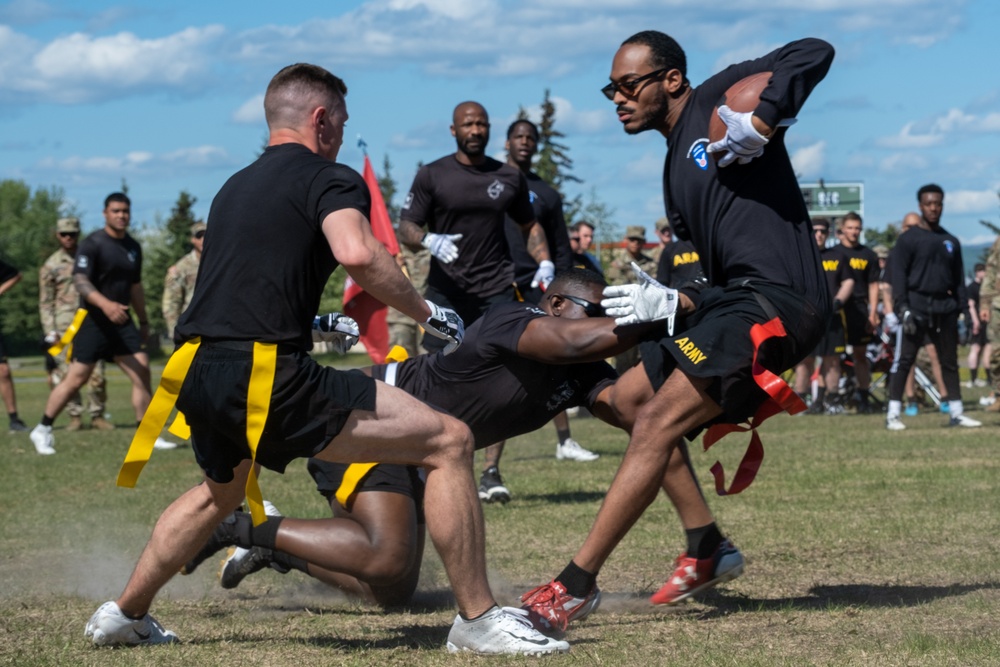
top-left (515, 312), bottom-right (660, 364)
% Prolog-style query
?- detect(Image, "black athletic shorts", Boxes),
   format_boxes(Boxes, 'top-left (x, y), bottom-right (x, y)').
top-left (970, 322), bottom-right (989, 347)
top-left (71, 315), bottom-right (143, 363)
top-left (639, 282), bottom-right (825, 425)
top-left (306, 459), bottom-right (426, 523)
top-left (175, 341), bottom-right (377, 484)
top-left (842, 299), bottom-right (873, 346)
top-left (812, 309), bottom-right (847, 357)
top-left (0, 331), bottom-right (7, 362)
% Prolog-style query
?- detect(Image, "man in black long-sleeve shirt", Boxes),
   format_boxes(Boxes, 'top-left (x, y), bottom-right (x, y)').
top-left (885, 183), bottom-right (980, 430)
top-left (522, 32), bottom-right (833, 630)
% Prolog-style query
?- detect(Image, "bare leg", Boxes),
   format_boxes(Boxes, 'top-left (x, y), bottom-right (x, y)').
top-left (574, 370), bottom-right (722, 573)
top-left (117, 460), bottom-right (252, 617)
top-left (481, 441), bottom-right (504, 470)
top-left (42, 360), bottom-right (95, 419)
top-left (852, 347), bottom-right (871, 391)
top-left (113, 353), bottom-right (152, 422)
top-left (312, 380), bottom-right (493, 619)
top-left (0, 362), bottom-right (17, 414)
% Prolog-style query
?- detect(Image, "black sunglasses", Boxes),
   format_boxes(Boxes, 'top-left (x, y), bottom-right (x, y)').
top-left (193, 231), bottom-right (206, 239)
top-left (58, 232), bottom-right (79, 238)
top-left (601, 68), bottom-right (669, 101)
top-left (552, 293), bottom-right (605, 318)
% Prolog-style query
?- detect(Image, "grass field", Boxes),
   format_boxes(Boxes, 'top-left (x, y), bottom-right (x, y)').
top-left (2, 355), bottom-right (999, 666)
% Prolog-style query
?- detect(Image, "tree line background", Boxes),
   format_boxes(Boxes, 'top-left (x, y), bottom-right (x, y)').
top-left (0, 90), bottom-right (618, 357)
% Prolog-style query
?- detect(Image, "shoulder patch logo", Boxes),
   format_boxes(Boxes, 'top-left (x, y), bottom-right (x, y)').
top-left (402, 192), bottom-right (414, 210)
top-left (943, 240), bottom-right (954, 254)
top-left (76, 255), bottom-right (88, 269)
top-left (487, 179), bottom-right (505, 200)
top-left (687, 138), bottom-right (710, 171)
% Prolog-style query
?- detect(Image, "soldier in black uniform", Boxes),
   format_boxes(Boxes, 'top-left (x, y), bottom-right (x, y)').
top-left (84, 64), bottom-right (567, 656)
top-left (885, 184), bottom-right (980, 430)
top-left (523, 31), bottom-right (834, 631)
top-left (654, 217), bottom-right (704, 288)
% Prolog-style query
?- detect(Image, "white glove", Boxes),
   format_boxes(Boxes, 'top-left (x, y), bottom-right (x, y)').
top-left (601, 262), bottom-right (679, 334)
top-left (45, 331), bottom-right (59, 345)
top-left (882, 311), bottom-right (899, 334)
top-left (706, 105), bottom-right (769, 168)
top-left (312, 313), bottom-right (360, 354)
top-left (530, 260), bottom-right (555, 291)
top-left (422, 232), bottom-right (463, 264)
top-left (422, 299), bottom-right (465, 354)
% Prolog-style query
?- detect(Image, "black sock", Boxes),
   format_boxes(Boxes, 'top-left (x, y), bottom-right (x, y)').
top-left (685, 523), bottom-right (724, 560)
top-left (247, 514), bottom-right (283, 550)
top-left (815, 387), bottom-right (826, 405)
top-left (8, 411), bottom-right (18, 421)
top-left (270, 550), bottom-right (308, 574)
top-left (988, 370), bottom-right (993, 384)
top-left (556, 427), bottom-right (572, 445)
top-left (556, 560), bottom-right (597, 598)
top-left (970, 367), bottom-right (979, 381)
top-left (40, 415), bottom-right (54, 427)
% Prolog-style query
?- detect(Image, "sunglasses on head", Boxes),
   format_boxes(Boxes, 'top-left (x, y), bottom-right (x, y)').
top-left (552, 293), bottom-right (605, 318)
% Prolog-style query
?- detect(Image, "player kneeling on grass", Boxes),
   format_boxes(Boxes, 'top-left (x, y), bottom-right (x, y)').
top-left (184, 269), bottom-right (678, 612)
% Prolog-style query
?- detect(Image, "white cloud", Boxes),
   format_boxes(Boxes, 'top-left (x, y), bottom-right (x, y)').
top-left (385, 0), bottom-right (497, 21)
top-left (233, 94), bottom-right (265, 125)
top-left (947, 188), bottom-right (1000, 215)
top-left (877, 121), bottom-right (944, 149)
top-left (791, 140), bottom-right (826, 178)
top-left (879, 152), bottom-right (930, 172)
top-left (37, 145), bottom-right (232, 173)
top-left (877, 108), bottom-right (1000, 149)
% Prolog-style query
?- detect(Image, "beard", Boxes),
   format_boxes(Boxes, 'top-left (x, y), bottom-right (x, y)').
top-left (620, 89), bottom-right (669, 135)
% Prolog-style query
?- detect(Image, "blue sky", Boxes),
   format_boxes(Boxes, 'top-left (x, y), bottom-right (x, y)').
top-left (2, 0), bottom-right (998, 246)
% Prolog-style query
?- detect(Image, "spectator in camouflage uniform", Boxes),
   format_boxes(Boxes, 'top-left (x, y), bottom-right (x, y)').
top-left (605, 225), bottom-right (658, 372)
top-left (385, 244), bottom-right (432, 357)
top-left (39, 217), bottom-right (111, 431)
top-left (162, 221), bottom-right (206, 339)
top-left (977, 235), bottom-right (1000, 411)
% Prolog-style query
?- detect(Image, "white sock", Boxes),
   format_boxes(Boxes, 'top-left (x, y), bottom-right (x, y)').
top-left (949, 400), bottom-right (963, 418)
top-left (887, 400), bottom-right (902, 420)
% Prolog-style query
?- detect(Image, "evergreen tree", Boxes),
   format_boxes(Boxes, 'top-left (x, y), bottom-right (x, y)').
top-left (0, 180), bottom-right (67, 353)
top-left (378, 154), bottom-right (400, 223)
top-left (864, 224), bottom-right (900, 249)
top-left (143, 191), bottom-right (199, 347)
top-left (533, 89), bottom-right (581, 194)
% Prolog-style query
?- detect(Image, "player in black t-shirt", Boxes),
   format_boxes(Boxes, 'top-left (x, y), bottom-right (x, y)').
top-left (570, 221), bottom-right (603, 275)
top-left (832, 212), bottom-right (881, 412)
top-left (885, 184), bottom-right (979, 431)
top-left (84, 64), bottom-right (566, 656)
top-left (396, 102), bottom-right (554, 352)
top-left (654, 218), bottom-right (704, 288)
top-left (187, 269), bottom-right (664, 608)
top-left (523, 32), bottom-right (834, 630)
top-left (0, 260), bottom-right (29, 433)
top-left (29, 193), bottom-right (176, 455)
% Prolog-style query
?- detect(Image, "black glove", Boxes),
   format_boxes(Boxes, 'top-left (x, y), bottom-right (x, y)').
top-left (833, 298), bottom-right (843, 312)
top-left (900, 308), bottom-right (919, 336)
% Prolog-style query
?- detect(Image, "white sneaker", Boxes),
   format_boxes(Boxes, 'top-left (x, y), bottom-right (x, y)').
top-left (948, 414), bottom-right (982, 428)
top-left (961, 380), bottom-right (973, 388)
top-left (446, 606), bottom-right (569, 655)
top-left (555, 438), bottom-right (599, 462)
top-left (85, 600), bottom-right (179, 646)
top-left (30, 424), bottom-right (56, 455)
top-left (153, 437), bottom-right (178, 450)
top-left (974, 378), bottom-right (988, 387)
top-left (979, 394), bottom-right (996, 407)
top-left (886, 416), bottom-right (906, 431)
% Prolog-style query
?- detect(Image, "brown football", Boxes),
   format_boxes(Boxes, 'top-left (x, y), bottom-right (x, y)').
top-left (708, 71), bottom-right (772, 146)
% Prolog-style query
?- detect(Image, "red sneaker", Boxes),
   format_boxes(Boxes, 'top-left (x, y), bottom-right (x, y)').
top-left (519, 580), bottom-right (601, 632)
top-left (650, 539), bottom-right (744, 605)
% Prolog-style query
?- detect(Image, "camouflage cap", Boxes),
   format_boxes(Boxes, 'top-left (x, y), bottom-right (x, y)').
top-left (56, 217), bottom-right (80, 233)
top-left (190, 221), bottom-right (207, 236)
top-left (873, 244), bottom-right (889, 259)
top-left (655, 217), bottom-right (671, 232)
top-left (625, 225), bottom-right (646, 241)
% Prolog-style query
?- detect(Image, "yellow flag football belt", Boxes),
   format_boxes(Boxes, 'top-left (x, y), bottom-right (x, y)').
top-left (117, 339), bottom-right (278, 527)
top-left (46, 308), bottom-right (88, 359)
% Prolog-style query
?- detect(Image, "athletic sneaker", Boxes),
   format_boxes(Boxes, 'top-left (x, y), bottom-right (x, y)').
top-left (886, 416), bottom-right (906, 431)
top-left (29, 424), bottom-right (56, 455)
top-left (183, 500), bottom-right (280, 575)
top-left (446, 606), bottom-right (570, 655)
top-left (478, 467), bottom-right (511, 504)
top-left (519, 580), bottom-right (601, 632)
top-left (939, 403), bottom-right (950, 414)
top-left (85, 600), bottom-right (179, 646)
top-left (824, 402), bottom-right (845, 415)
top-left (974, 378), bottom-right (989, 387)
top-left (153, 437), bottom-right (178, 450)
top-left (947, 414), bottom-right (982, 428)
top-left (555, 438), bottom-right (599, 461)
top-left (9, 417), bottom-right (29, 433)
top-left (220, 546), bottom-right (289, 589)
top-left (904, 403), bottom-right (919, 417)
top-left (650, 539), bottom-right (745, 605)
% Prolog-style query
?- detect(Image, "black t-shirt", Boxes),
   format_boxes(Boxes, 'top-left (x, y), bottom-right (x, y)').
top-left (889, 225), bottom-right (966, 316)
top-left (969, 280), bottom-right (981, 311)
top-left (175, 143), bottom-right (370, 349)
top-left (820, 246), bottom-right (852, 298)
top-left (391, 302), bottom-right (617, 447)
top-left (504, 171), bottom-right (572, 288)
top-left (834, 243), bottom-right (879, 302)
top-left (661, 38), bottom-right (833, 316)
top-left (401, 155), bottom-right (534, 298)
top-left (655, 239), bottom-right (704, 288)
top-left (73, 229), bottom-right (143, 320)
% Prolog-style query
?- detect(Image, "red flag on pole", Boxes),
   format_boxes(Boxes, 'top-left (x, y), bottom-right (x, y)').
top-left (343, 154), bottom-right (399, 363)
